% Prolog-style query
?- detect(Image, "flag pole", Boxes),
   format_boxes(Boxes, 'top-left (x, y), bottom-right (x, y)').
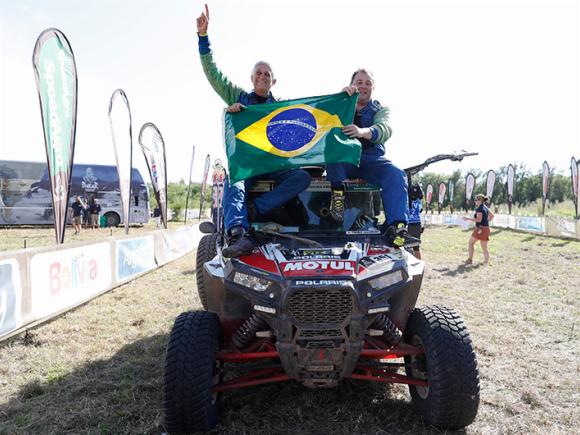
top-left (184, 146), bottom-right (195, 224)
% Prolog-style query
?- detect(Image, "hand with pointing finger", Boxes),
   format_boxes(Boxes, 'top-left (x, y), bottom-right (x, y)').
top-left (196, 3), bottom-right (210, 35)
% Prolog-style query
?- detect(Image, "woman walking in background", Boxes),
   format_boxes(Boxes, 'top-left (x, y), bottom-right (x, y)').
top-left (463, 193), bottom-right (494, 265)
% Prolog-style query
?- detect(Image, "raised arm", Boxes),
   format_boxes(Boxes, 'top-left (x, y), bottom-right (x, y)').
top-left (196, 4), bottom-right (245, 106)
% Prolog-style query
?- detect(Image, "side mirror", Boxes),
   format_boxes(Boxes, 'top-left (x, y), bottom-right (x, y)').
top-left (199, 221), bottom-right (216, 234)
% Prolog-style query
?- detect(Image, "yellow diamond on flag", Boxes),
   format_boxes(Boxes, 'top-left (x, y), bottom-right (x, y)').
top-left (235, 104), bottom-right (344, 158)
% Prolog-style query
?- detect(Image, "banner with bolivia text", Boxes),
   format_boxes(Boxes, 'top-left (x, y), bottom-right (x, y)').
top-left (32, 28), bottom-right (78, 244)
top-left (224, 92), bottom-right (361, 183)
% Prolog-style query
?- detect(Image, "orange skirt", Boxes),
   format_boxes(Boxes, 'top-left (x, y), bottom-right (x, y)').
top-left (472, 226), bottom-right (490, 241)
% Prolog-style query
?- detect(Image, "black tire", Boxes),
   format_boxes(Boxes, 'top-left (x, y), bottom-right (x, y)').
top-left (404, 305), bottom-right (480, 429)
top-left (163, 311), bottom-right (223, 433)
top-left (195, 233), bottom-right (220, 310)
top-left (103, 211), bottom-right (120, 227)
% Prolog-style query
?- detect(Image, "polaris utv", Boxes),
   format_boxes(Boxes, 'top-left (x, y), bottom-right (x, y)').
top-left (163, 152), bottom-right (480, 433)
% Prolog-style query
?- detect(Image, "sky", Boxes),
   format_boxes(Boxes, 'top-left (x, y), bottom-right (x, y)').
top-left (0, 0), bottom-right (578, 182)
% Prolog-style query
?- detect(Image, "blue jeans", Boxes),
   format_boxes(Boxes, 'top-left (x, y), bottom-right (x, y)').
top-left (326, 147), bottom-right (408, 225)
top-left (223, 169), bottom-right (311, 231)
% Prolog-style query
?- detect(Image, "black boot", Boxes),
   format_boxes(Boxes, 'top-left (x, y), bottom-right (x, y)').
top-left (222, 226), bottom-right (255, 258)
top-left (384, 222), bottom-right (421, 248)
top-left (329, 187), bottom-right (345, 223)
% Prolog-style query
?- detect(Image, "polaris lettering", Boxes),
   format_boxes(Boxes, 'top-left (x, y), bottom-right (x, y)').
top-left (283, 261), bottom-right (355, 272)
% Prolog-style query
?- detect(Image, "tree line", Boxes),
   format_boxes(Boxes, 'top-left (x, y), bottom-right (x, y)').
top-left (415, 162), bottom-right (576, 213)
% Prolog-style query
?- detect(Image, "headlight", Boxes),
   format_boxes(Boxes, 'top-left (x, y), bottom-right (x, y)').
top-left (233, 272), bottom-right (271, 292)
top-left (368, 270), bottom-right (404, 290)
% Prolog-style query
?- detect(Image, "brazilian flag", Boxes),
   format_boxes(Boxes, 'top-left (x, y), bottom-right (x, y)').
top-left (224, 92), bottom-right (361, 183)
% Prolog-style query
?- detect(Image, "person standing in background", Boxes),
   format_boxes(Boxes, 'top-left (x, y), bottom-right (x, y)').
top-left (70, 196), bottom-right (85, 235)
top-left (463, 193), bottom-right (494, 265)
top-left (153, 206), bottom-right (161, 228)
top-left (89, 199), bottom-right (101, 229)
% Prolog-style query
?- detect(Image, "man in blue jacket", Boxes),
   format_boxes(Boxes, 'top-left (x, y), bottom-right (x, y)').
top-left (326, 69), bottom-right (417, 248)
top-left (196, 5), bottom-right (311, 258)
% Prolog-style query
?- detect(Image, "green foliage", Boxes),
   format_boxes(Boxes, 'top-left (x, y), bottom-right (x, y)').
top-left (148, 181), bottom-right (211, 221)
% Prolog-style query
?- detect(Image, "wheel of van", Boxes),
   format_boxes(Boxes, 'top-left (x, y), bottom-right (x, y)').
top-left (195, 233), bottom-right (220, 310)
top-left (163, 311), bottom-right (223, 433)
top-left (404, 305), bottom-right (480, 429)
top-left (103, 211), bottom-right (120, 227)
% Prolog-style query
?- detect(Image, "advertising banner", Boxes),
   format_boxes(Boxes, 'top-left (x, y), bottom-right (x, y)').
top-left (448, 180), bottom-right (455, 210)
top-left (571, 157), bottom-right (578, 219)
top-left (438, 182), bottom-right (446, 205)
top-left (485, 170), bottom-right (496, 201)
top-left (156, 227), bottom-right (198, 265)
top-left (109, 89), bottom-right (133, 234)
top-left (542, 161), bottom-right (550, 200)
top-left (32, 28), bottom-right (78, 244)
top-left (0, 259), bottom-right (23, 338)
top-left (116, 236), bottom-right (156, 282)
top-left (546, 217), bottom-right (577, 239)
top-left (425, 184), bottom-right (433, 209)
top-left (542, 161), bottom-right (550, 215)
top-left (516, 216), bottom-right (545, 233)
top-left (30, 242), bottom-right (112, 318)
top-left (199, 154), bottom-right (211, 219)
top-left (465, 172), bottom-right (475, 210)
top-left (184, 146), bottom-right (195, 224)
top-left (577, 159), bottom-right (580, 220)
top-left (139, 122), bottom-right (167, 228)
top-left (507, 164), bottom-right (515, 214)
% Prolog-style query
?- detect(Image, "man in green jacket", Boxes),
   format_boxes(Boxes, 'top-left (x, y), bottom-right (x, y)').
top-left (327, 70), bottom-right (417, 248)
top-left (196, 5), bottom-right (311, 257)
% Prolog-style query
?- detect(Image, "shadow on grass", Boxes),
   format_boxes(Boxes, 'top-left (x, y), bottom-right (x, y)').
top-left (433, 263), bottom-right (483, 276)
top-left (0, 333), bottom-right (457, 435)
top-left (0, 333), bottom-right (169, 434)
top-left (549, 240), bottom-right (573, 247)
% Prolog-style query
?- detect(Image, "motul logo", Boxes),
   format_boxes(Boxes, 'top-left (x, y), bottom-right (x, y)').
top-left (283, 261), bottom-right (355, 272)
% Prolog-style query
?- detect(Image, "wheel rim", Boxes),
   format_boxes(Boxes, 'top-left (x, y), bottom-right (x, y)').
top-left (410, 335), bottom-right (429, 399)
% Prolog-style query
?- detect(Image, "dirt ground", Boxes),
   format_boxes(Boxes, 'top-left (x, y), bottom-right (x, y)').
top-left (0, 226), bottom-right (578, 434)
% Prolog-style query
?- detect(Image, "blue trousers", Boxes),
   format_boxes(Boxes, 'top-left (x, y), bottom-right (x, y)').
top-left (326, 147), bottom-right (409, 225)
top-left (223, 169), bottom-right (311, 231)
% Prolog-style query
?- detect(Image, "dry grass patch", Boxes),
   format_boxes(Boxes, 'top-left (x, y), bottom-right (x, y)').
top-left (0, 226), bottom-right (579, 434)
top-left (0, 221), bottom-right (189, 251)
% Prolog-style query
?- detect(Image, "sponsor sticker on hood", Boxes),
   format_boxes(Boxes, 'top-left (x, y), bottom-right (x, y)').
top-left (280, 260), bottom-right (357, 277)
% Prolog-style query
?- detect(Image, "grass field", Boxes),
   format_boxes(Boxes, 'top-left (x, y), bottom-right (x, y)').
top-left (0, 220), bottom-right (189, 252)
top-left (0, 226), bottom-right (579, 434)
